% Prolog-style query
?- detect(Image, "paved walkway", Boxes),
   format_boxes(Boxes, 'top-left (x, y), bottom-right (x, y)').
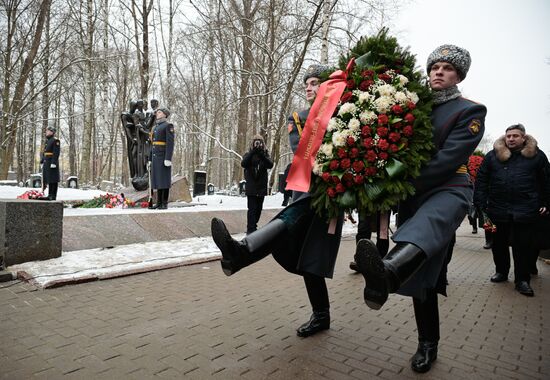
top-left (1, 223), bottom-right (549, 379)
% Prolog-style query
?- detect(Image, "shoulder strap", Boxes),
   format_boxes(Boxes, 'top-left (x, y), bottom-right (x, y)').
top-left (292, 112), bottom-right (303, 136)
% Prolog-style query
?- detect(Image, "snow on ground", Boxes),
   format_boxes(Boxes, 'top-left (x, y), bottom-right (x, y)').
top-left (1, 185), bottom-right (362, 288)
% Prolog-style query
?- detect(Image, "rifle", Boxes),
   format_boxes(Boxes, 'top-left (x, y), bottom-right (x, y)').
top-left (147, 161), bottom-right (154, 208)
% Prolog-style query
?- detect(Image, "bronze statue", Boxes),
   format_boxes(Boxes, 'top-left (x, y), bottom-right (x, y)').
top-left (121, 99), bottom-right (158, 191)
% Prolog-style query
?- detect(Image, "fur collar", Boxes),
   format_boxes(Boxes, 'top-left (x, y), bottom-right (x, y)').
top-left (493, 134), bottom-right (538, 162)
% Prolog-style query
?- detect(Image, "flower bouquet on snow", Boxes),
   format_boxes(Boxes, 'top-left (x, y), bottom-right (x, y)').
top-left (286, 29), bottom-right (434, 218)
top-left (17, 189), bottom-right (45, 199)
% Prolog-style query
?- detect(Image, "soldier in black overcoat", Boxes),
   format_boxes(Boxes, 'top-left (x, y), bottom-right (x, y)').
top-left (210, 64), bottom-right (346, 339)
top-left (354, 45), bottom-right (487, 373)
top-left (41, 126), bottom-right (61, 200)
top-left (149, 108), bottom-right (175, 209)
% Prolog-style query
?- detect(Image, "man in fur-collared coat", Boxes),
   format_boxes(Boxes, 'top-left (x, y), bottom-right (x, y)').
top-left (474, 124), bottom-right (550, 296)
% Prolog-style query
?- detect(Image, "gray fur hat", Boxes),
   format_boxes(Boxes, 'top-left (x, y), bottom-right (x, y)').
top-left (303, 64), bottom-right (331, 84)
top-left (426, 44), bottom-right (471, 80)
top-left (156, 107), bottom-right (171, 117)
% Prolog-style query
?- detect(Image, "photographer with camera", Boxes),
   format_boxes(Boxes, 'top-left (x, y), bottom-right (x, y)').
top-left (241, 134), bottom-right (274, 234)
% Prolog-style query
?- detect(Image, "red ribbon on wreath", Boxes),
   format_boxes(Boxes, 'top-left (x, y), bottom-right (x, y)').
top-left (286, 59), bottom-right (355, 192)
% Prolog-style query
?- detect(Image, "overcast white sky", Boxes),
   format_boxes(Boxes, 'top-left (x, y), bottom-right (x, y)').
top-left (392, 0), bottom-right (550, 155)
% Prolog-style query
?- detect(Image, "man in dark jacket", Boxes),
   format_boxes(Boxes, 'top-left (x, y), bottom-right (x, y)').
top-left (354, 44), bottom-right (486, 373)
top-left (474, 124), bottom-right (550, 296)
top-left (241, 134), bottom-right (273, 233)
top-left (149, 108), bottom-right (175, 209)
top-left (41, 126), bottom-right (61, 200)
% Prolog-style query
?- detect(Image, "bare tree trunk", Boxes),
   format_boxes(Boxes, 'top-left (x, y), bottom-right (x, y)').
top-left (0, 0), bottom-right (53, 179)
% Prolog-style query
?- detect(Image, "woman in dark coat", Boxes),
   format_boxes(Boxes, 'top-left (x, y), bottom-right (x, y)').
top-left (149, 108), bottom-right (174, 209)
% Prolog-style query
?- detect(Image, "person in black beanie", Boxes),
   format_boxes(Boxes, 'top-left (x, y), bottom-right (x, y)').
top-left (149, 108), bottom-right (174, 209)
top-left (41, 125), bottom-right (61, 200)
top-left (354, 44), bottom-right (486, 373)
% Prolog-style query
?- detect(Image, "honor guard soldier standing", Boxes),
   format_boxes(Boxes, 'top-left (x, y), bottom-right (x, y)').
top-left (149, 108), bottom-right (175, 209)
top-left (354, 45), bottom-right (487, 373)
top-left (41, 125), bottom-right (61, 200)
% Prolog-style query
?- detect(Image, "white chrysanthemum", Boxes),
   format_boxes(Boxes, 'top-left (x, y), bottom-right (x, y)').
top-left (348, 118), bottom-right (360, 132)
top-left (319, 143), bottom-right (333, 157)
top-left (407, 91), bottom-right (419, 104)
top-left (332, 130), bottom-right (347, 147)
top-left (338, 102), bottom-right (357, 116)
top-left (396, 75), bottom-right (408, 86)
top-left (377, 84), bottom-right (396, 97)
top-left (359, 110), bottom-right (377, 124)
top-left (327, 117), bottom-right (340, 132)
top-left (374, 95), bottom-right (394, 113)
top-left (357, 91), bottom-right (372, 104)
top-left (394, 91), bottom-right (408, 104)
top-left (312, 162), bottom-right (323, 175)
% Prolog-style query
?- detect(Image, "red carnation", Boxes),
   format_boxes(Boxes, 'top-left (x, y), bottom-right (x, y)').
top-left (389, 132), bottom-right (401, 142)
top-left (327, 187), bottom-right (337, 198)
top-left (378, 114), bottom-right (389, 125)
top-left (340, 158), bottom-right (351, 170)
top-left (354, 174), bottom-right (365, 185)
top-left (359, 80), bottom-right (374, 91)
top-left (329, 160), bottom-right (339, 170)
top-left (343, 172), bottom-right (354, 182)
top-left (391, 104), bottom-right (404, 114)
top-left (337, 148), bottom-right (348, 159)
top-left (346, 136), bottom-right (355, 146)
top-left (350, 147), bottom-right (360, 158)
top-left (393, 121), bottom-right (402, 129)
top-left (336, 183), bottom-right (346, 193)
top-left (361, 69), bottom-right (375, 79)
top-left (403, 125), bottom-right (414, 137)
top-left (346, 79), bottom-right (356, 89)
top-left (378, 73), bottom-right (392, 83)
top-left (407, 101), bottom-right (416, 110)
top-left (365, 167), bottom-right (377, 176)
top-left (404, 113), bottom-right (415, 123)
top-left (379, 151), bottom-right (389, 160)
top-left (341, 91), bottom-right (353, 103)
top-left (331, 176), bottom-right (340, 184)
top-left (363, 137), bottom-right (374, 148)
top-left (365, 150), bottom-right (377, 162)
top-left (361, 125), bottom-right (372, 136)
top-left (322, 172), bottom-right (331, 182)
top-left (378, 139), bottom-right (389, 151)
top-left (390, 144), bottom-right (399, 152)
top-left (377, 127), bottom-right (389, 137)
top-left (352, 160), bottom-right (365, 173)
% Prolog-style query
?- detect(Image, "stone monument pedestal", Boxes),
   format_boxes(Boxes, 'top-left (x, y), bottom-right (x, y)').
top-left (0, 199), bottom-right (63, 266)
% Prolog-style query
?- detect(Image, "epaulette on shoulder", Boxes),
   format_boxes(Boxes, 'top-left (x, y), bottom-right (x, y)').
top-left (460, 96), bottom-right (482, 105)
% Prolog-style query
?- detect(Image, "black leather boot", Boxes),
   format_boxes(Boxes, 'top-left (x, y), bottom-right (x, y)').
top-left (47, 183), bottom-right (58, 200)
top-left (149, 190), bottom-right (162, 209)
top-left (354, 240), bottom-right (427, 310)
top-left (296, 309), bottom-right (330, 337)
top-left (211, 217), bottom-right (287, 276)
top-left (411, 341), bottom-right (438, 373)
top-left (160, 189), bottom-right (170, 209)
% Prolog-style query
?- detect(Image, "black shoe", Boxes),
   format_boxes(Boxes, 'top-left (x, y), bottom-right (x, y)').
top-left (515, 281), bottom-right (534, 296)
top-left (354, 240), bottom-right (426, 310)
top-left (490, 273), bottom-right (508, 283)
top-left (148, 203), bottom-right (160, 209)
top-left (296, 310), bottom-right (330, 337)
top-left (472, 228), bottom-right (478, 234)
top-left (411, 341), bottom-right (438, 373)
top-left (483, 242), bottom-right (492, 249)
top-left (158, 203), bottom-right (168, 210)
top-left (349, 261), bottom-right (359, 272)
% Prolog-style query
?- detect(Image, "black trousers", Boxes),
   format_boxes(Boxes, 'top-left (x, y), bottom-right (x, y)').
top-left (492, 221), bottom-right (536, 283)
top-left (356, 211), bottom-right (390, 257)
top-left (47, 182), bottom-right (58, 200)
top-left (303, 273), bottom-right (329, 312)
top-left (413, 289), bottom-right (439, 343)
top-left (246, 195), bottom-right (265, 234)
